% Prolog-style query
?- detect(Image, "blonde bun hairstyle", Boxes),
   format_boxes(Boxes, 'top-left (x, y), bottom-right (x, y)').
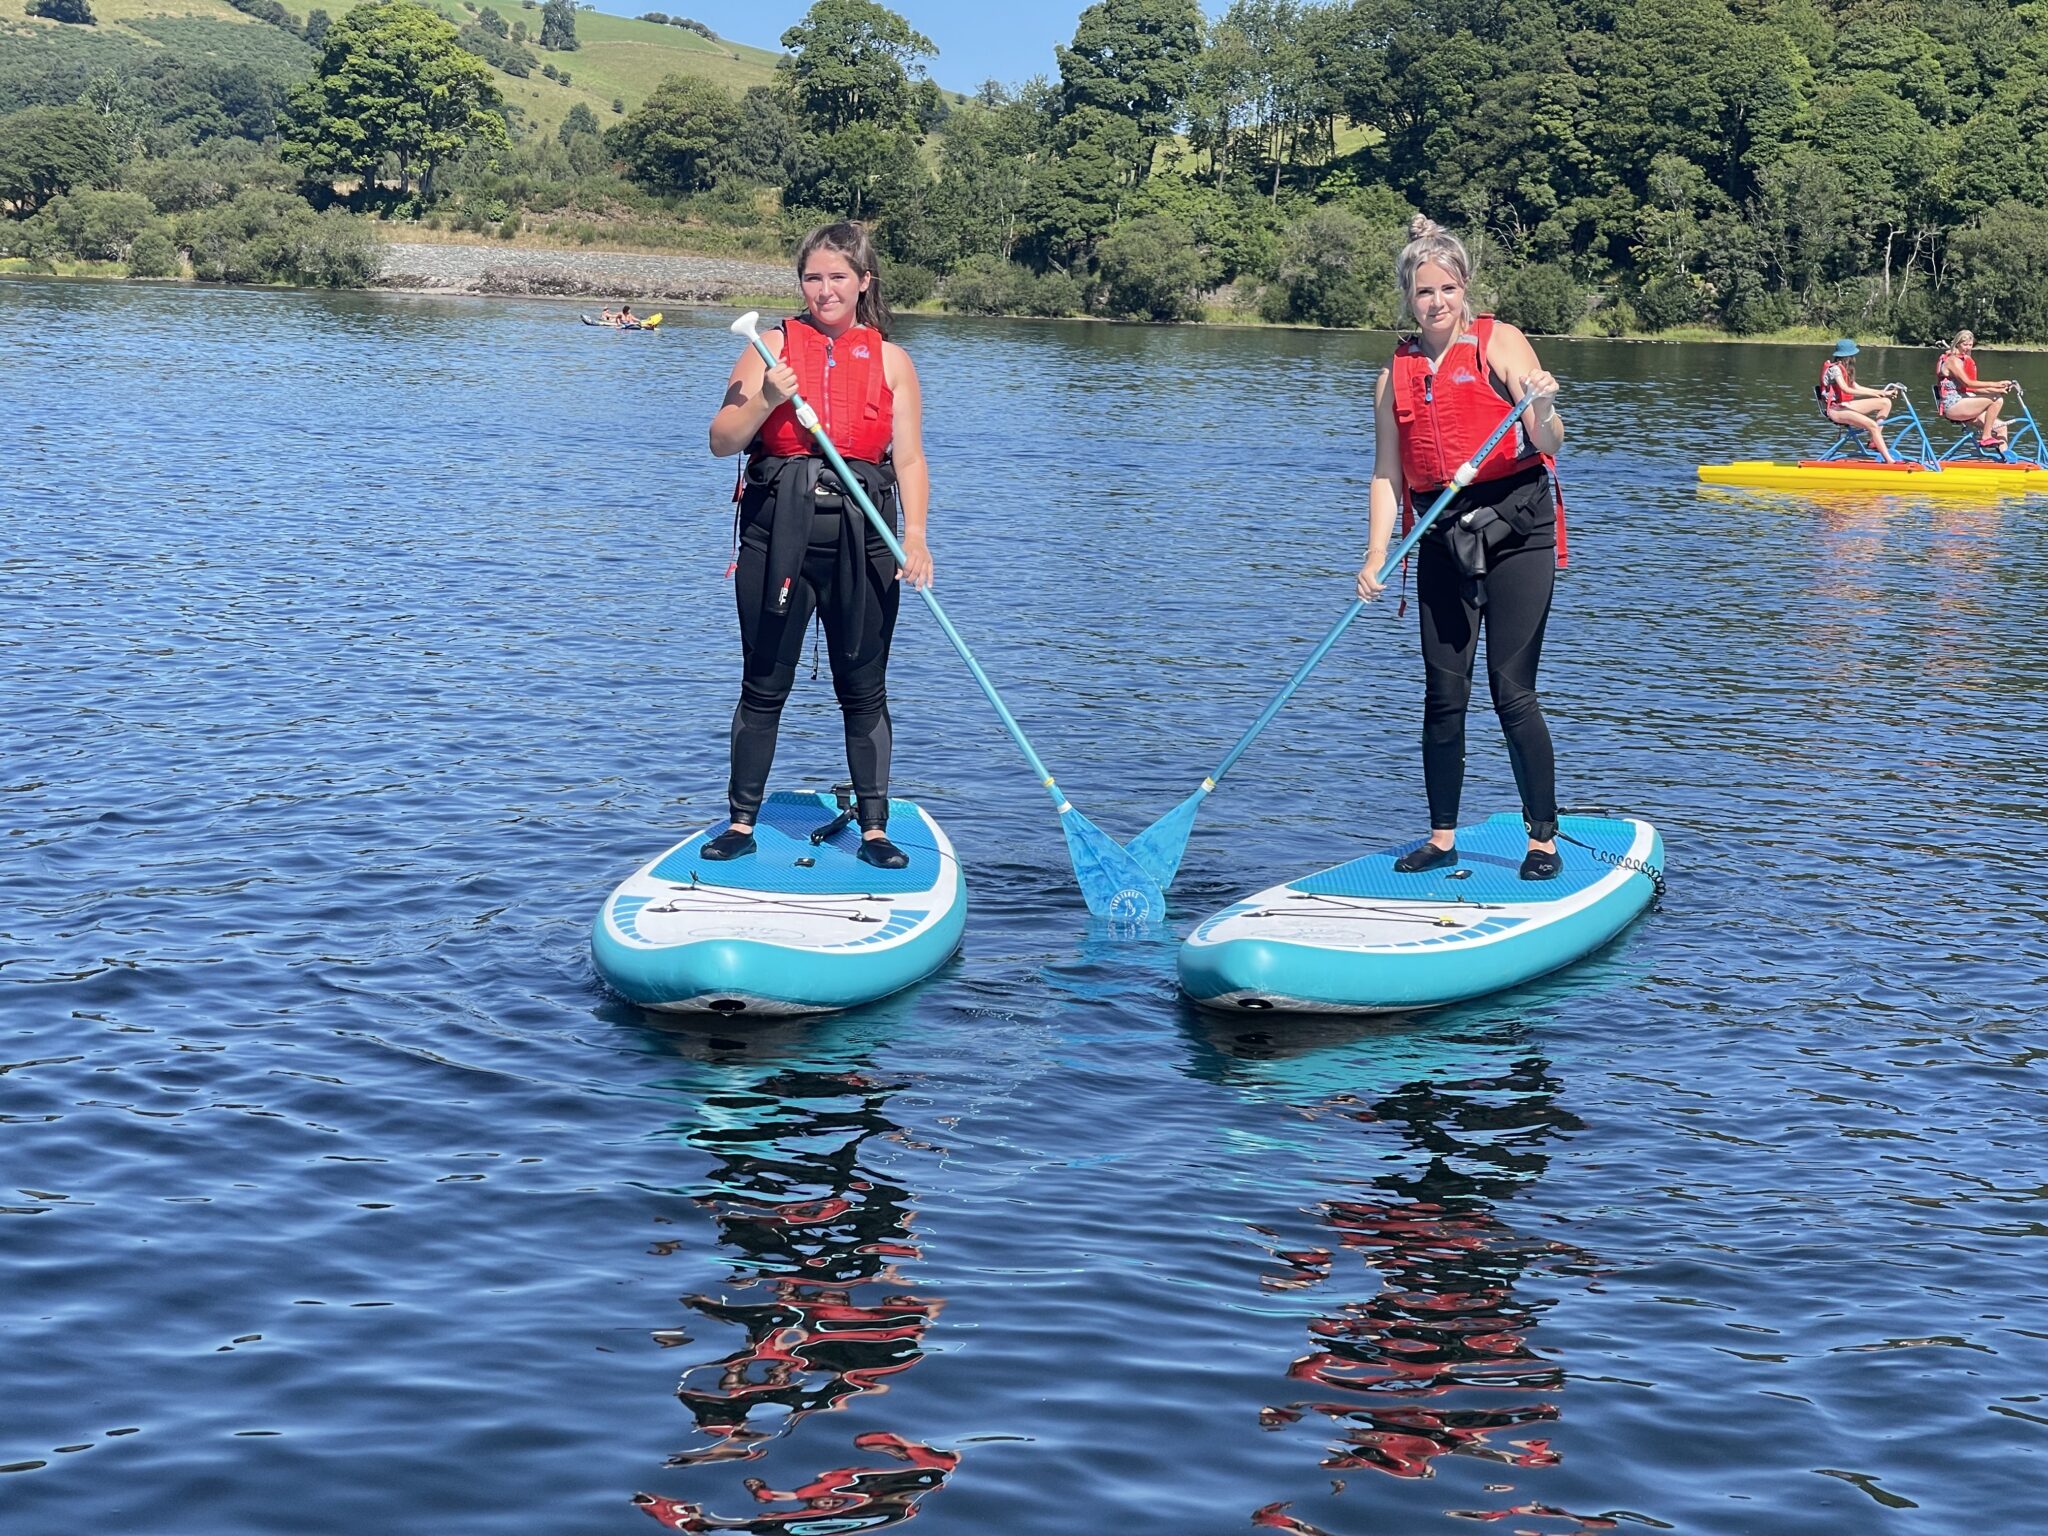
top-left (1396, 214), bottom-right (1476, 326)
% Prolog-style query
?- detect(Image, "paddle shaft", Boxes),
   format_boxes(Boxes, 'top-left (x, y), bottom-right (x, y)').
top-left (1201, 391), bottom-right (1543, 791)
top-left (739, 328), bottom-right (1073, 812)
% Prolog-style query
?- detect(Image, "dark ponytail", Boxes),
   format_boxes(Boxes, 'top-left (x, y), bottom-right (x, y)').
top-left (794, 220), bottom-right (891, 337)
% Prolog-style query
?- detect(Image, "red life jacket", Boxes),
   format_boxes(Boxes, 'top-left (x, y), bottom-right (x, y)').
top-left (1389, 315), bottom-right (1567, 567)
top-left (1818, 358), bottom-right (1853, 411)
top-left (1935, 350), bottom-right (1977, 394)
top-left (753, 316), bottom-right (894, 462)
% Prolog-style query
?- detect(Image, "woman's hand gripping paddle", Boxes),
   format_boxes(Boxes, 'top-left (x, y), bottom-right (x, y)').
top-left (730, 312), bottom-right (1166, 924)
top-left (1126, 388), bottom-right (1546, 889)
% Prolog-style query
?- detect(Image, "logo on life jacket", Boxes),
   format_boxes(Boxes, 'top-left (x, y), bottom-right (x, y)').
top-left (852, 344), bottom-right (872, 359)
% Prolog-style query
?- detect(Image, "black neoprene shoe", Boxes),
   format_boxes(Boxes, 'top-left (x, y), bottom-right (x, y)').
top-left (1393, 841), bottom-right (1458, 873)
top-left (1520, 847), bottom-right (1562, 881)
top-left (701, 828), bottom-right (757, 861)
top-left (856, 835), bottom-right (909, 870)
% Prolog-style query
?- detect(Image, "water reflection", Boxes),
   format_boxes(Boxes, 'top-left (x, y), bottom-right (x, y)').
top-left (1193, 1015), bottom-right (1619, 1534)
top-left (631, 1036), bottom-right (954, 1532)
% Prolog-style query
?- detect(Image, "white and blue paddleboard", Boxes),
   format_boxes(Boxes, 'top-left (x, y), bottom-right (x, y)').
top-left (593, 791), bottom-right (965, 1017)
top-left (1179, 813), bottom-right (1662, 1015)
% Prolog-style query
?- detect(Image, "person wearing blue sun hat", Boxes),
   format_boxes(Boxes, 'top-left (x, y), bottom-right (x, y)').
top-left (1817, 338), bottom-right (1900, 462)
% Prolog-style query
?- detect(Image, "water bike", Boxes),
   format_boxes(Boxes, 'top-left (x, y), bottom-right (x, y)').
top-left (581, 312), bottom-right (664, 330)
top-left (1698, 383), bottom-right (2046, 494)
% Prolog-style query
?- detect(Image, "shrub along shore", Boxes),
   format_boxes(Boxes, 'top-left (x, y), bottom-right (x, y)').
top-left (10, 233), bottom-right (2031, 351)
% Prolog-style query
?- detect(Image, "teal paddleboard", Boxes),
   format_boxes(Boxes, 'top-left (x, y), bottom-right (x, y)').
top-left (593, 791), bottom-right (965, 1016)
top-left (1179, 813), bottom-right (1662, 1014)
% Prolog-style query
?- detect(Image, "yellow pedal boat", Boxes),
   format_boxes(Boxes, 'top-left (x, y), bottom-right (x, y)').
top-left (1698, 458), bottom-right (2047, 495)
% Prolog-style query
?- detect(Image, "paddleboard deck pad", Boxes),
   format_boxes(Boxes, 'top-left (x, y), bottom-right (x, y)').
top-left (593, 791), bottom-right (965, 1016)
top-left (1179, 813), bottom-right (1662, 1015)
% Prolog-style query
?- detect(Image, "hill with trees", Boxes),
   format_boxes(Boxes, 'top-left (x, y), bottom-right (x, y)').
top-left (6, 0), bottom-right (2048, 342)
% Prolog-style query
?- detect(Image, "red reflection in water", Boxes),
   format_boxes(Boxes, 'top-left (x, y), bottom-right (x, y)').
top-left (634, 1433), bottom-right (958, 1532)
top-left (1252, 1500), bottom-right (1334, 1534)
top-left (1257, 1058), bottom-right (1611, 1529)
top-left (634, 1068), bottom-right (955, 1528)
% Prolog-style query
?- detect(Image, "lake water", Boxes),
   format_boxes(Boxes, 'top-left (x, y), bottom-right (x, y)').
top-left (4, 277), bottom-right (2045, 1535)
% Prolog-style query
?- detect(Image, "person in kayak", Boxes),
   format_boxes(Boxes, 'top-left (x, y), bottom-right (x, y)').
top-left (599, 306), bottom-right (618, 325)
top-left (705, 221), bottom-right (933, 869)
top-left (619, 304), bottom-right (638, 329)
top-left (1818, 339), bottom-right (1899, 461)
top-left (1934, 330), bottom-right (2013, 453)
top-left (1355, 216), bottom-right (1568, 881)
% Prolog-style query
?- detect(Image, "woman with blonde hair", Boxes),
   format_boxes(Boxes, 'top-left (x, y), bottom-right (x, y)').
top-left (1934, 330), bottom-right (2013, 453)
top-left (1355, 216), bottom-right (1569, 880)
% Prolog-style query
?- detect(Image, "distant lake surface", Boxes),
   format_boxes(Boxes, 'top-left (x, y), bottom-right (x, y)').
top-left (4, 277), bottom-right (2045, 1535)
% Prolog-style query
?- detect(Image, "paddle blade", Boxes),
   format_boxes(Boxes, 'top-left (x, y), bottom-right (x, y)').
top-left (1126, 788), bottom-right (1207, 890)
top-left (1059, 807), bottom-right (1166, 924)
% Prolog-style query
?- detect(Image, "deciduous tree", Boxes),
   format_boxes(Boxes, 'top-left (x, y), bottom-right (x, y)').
top-left (282, 0), bottom-right (508, 200)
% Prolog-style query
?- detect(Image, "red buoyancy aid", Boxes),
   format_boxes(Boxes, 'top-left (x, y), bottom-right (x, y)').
top-left (1819, 358), bottom-right (1852, 410)
top-left (1936, 351), bottom-right (1978, 388)
top-left (753, 316), bottom-right (894, 462)
top-left (1389, 315), bottom-right (1567, 567)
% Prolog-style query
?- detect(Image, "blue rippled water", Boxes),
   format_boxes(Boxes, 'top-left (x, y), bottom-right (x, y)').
top-left (4, 277), bottom-right (2045, 1535)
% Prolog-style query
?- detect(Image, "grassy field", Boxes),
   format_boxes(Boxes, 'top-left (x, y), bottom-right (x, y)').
top-left (425, 2), bottom-right (786, 136)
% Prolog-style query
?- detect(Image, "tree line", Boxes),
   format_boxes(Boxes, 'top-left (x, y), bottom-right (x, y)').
top-left (6, 0), bottom-right (2048, 338)
top-left (593, 0), bottom-right (2048, 337)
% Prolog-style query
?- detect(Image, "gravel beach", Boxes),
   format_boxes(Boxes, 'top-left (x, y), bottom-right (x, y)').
top-left (375, 241), bottom-right (788, 301)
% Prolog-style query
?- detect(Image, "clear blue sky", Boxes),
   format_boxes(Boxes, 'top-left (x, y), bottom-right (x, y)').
top-left (584, 2), bottom-right (1147, 95)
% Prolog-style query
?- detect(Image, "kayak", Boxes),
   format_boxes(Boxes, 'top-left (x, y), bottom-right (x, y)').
top-left (1179, 813), bottom-right (1662, 1015)
top-left (1699, 459), bottom-right (2045, 494)
top-left (592, 791), bottom-right (964, 1016)
top-left (581, 309), bottom-right (667, 327)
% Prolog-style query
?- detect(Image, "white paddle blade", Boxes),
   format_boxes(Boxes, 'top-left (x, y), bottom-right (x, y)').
top-left (729, 310), bottom-right (763, 341)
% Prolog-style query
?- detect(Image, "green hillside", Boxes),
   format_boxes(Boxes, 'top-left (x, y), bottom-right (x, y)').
top-left (415, 2), bottom-right (784, 136)
top-left (5, 0), bottom-right (787, 139)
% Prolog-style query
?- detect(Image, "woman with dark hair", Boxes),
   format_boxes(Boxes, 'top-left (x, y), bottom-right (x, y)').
top-left (1355, 215), bottom-right (1569, 881)
top-left (706, 221), bottom-right (934, 870)
top-left (1818, 338), bottom-right (1898, 460)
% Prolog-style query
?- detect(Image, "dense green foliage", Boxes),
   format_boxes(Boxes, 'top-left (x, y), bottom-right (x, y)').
top-left (26, 0), bottom-right (95, 25)
top-left (223, 0), bottom-right (302, 36)
top-left (604, 73), bottom-right (738, 193)
top-left (778, 0), bottom-right (933, 132)
top-left (538, 0), bottom-right (577, 51)
top-left (282, 0), bottom-right (508, 200)
top-left (11, 0), bottom-right (2048, 333)
top-left (0, 105), bottom-right (118, 215)
top-left (180, 188), bottom-right (378, 284)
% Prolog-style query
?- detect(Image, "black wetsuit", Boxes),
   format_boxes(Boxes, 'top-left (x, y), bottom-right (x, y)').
top-left (729, 459), bottom-right (900, 832)
top-left (1413, 460), bottom-right (1560, 843)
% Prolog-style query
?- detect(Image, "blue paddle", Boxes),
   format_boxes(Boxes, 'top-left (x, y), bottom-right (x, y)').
top-left (1127, 389), bottom-right (1546, 888)
top-left (730, 312), bottom-right (1165, 924)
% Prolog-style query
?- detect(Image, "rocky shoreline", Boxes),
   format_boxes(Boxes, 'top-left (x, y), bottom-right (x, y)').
top-left (374, 241), bottom-right (789, 302)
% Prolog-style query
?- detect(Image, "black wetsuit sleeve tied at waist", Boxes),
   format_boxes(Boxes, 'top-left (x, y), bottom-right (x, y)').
top-left (741, 454), bottom-right (899, 657)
